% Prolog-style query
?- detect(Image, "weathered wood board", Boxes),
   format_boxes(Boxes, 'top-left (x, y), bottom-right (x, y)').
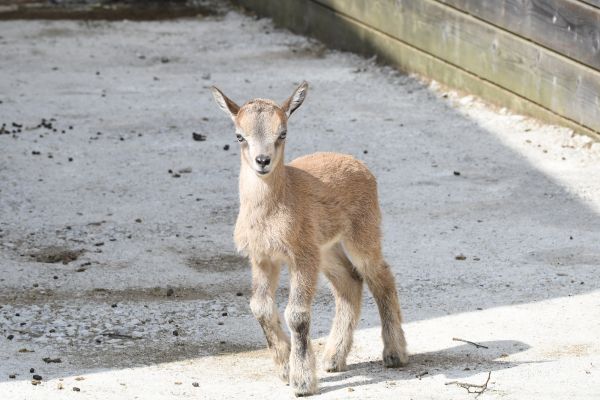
top-left (238, 0), bottom-right (600, 137)
top-left (578, 0), bottom-right (600, 9)
top-left (437, 0), bottom-right (600, 71)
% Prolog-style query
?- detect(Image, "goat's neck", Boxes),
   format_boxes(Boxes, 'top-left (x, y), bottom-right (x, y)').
top-left (239, 158), bottom-right (287, 213)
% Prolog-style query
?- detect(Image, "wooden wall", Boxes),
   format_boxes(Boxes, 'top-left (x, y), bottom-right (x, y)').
top-left (237, 0), bottom-right (600, 138)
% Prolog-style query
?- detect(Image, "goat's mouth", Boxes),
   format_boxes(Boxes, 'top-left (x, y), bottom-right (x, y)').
top-left (256, 168), bottom-right (270, 176)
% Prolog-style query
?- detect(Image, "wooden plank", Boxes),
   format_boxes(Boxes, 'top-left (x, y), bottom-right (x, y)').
top-left (238, 0), bottom-right (599, 139)
top-left (577, 0), bottom-right (600, 9)
top-left (312, 0), bottom-right (600, 134)
top-left (436, 0), bottom-right (600, 71)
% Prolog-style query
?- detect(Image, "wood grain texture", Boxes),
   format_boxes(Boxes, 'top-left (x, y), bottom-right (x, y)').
top-left (312, 0), bottom-right (600, 133)
top-left (238, 0), bottom-right (599, 138)
top-left (437, 0), bottom-right (600, 70)
top-left (577, 0), bottom-right (600, 9)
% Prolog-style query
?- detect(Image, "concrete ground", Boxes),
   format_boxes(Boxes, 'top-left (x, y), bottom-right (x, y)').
top-left (1, 4), bottom-right (600, 399)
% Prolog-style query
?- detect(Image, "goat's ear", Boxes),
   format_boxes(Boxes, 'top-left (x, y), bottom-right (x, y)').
top-left (211, 86), bottom-right (240, 120)
top-left (281, 81), bottom-right (308, 117)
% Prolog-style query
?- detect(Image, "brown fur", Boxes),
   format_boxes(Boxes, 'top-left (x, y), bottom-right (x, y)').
top-left (211, 82), bottom-right (408, 396)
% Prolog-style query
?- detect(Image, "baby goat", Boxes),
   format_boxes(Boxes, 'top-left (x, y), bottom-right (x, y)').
top-left (211, 82), bottom-right (407, 396)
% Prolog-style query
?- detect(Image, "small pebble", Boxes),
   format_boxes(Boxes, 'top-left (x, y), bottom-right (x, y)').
top-left (7, 334), bottom-right (14, 340)
top-left (453, 171), bottom-right (461, 176)
top-left (73, 387), bottom-right (81, 392)
top-left (30, 368), bottom-right (35, 373)
top-left (166, 288), bottom-right (174, 297)
top-left (223, 144), bottom-right (230, 151)
top-left (236, 292), bottom-right (243, 296)
top-left (135, 218), bottom-right (142, 223)
top-left (33, 374), bottom-right (42, 380)
top-left (192, 382), bottom-right (200, 387)
top-left (192, 132), bottom-right (207, 141)
top-left (172, 330), bottom-right (179, 336)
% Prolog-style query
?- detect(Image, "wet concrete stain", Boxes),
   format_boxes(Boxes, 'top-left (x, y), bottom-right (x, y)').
top-left (29, 246), bottom-right (84, 264)
top-left (187, 253), bottom-right (248, 273)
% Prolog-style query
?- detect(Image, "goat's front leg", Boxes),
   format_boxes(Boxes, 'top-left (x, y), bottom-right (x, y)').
top-left (285, 255), bottom-right (319, 396)
top-left (249, 257), bottom-right (290, 382)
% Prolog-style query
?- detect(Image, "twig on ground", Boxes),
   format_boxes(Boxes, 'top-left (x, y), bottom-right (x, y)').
top-left (416, 371), bottom-right (429, 380)
top-left (452, 337), bottom-right (489, 349)
top-left (101, 332), bottom-right (140, 340)
top-left (445, 371), bottom-right (492, 397)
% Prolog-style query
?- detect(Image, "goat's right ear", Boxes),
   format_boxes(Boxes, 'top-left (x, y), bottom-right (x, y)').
top-left (211, 86), bottom-right (240, 120)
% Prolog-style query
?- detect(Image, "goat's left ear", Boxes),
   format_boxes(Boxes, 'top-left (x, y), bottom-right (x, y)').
top-left (281, 81), bottom-right (308, 117)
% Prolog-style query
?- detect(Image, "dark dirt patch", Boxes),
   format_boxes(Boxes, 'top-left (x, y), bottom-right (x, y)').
top-left (528, 247), bottom-right (600, 266)
top-left (286, 41), bottom-right (328, 59)
top-left (30, 246), bottom-right (84, 264)
top-left (0, 0), bottom-right (229, 21)
top-left (64, 339), bottom-right (264, 370)
top-left (187, 253), bottom-right (247, 273)
top-left (0, 285), bottom-right (235, 305)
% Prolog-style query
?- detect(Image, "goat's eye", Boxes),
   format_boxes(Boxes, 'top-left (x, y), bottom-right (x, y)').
top-left (236, 134), bottom-right (245, 142)
top-left (279, 131), bottom-right (287, 140)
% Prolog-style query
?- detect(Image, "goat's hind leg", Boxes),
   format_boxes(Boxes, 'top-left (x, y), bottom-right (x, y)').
top-left (344, 240), bottom-right (408, 368)
top-left (321, 244), bottom-right (363, 372)
top-left (249, 257), bottom-right (290, 382)
top-left (367, 258), bottom-right (408, 367)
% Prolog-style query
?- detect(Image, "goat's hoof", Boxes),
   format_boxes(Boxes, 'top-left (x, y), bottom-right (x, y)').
top-left (294, 387), bottom-right (318, 397)
top-left (291, 377), bottom-right (318, 397)
top-left (323, 358), bottom-right (347, 373)
top-left (383, 349), bottom-right (408, 368)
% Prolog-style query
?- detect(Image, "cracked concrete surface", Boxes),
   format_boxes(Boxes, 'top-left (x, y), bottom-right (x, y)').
top-left (1, 4), bottom-right (599, 399)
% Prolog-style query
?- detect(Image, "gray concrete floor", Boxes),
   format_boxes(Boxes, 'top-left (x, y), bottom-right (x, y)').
top-left (1, 6), bottom-right (599, 399)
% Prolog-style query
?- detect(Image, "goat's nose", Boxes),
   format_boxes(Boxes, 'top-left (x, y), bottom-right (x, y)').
top-left (255, 154), bottom-right (271, 167)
